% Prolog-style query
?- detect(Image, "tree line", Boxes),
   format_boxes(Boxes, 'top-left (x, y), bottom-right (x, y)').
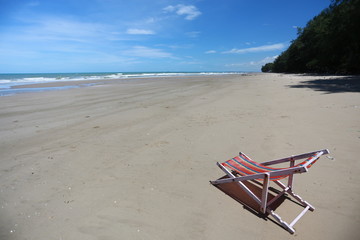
top-left (262, 0), bottom-right (360, 74)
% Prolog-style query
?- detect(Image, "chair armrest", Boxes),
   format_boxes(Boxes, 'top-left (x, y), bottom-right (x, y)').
top-left (210, 172), bottom-right (269, 185)
top-left (260, 149), bottom-right (329, 166)
top-left (268, 166), bottom-right (307, 177)
top-left (210, 166), bottom-right (307, 185)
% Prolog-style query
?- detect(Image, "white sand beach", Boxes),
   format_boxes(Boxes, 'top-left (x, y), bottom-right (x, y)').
top-left (0, 73), bottom-right (359, 239)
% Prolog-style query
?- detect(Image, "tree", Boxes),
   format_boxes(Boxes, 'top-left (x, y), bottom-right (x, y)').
top-left (261, 63), bottom-right (274, 72)
top-left (265, 0), bottom-right (360, 74)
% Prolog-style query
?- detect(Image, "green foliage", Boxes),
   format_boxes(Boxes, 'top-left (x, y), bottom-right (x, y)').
top-left (261, 63), bottom-right (274, 72)
top-left (264, 0), bottom-right (360, 74)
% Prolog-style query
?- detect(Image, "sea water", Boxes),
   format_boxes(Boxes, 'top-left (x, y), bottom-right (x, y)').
top-left (0, 72), bottom-right (242, 96)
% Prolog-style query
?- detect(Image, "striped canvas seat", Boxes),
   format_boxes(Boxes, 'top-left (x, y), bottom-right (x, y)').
top-left (222, 152), bottom-right (319, 181)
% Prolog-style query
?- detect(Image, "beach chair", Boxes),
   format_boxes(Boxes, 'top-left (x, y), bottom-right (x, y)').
top-left (210, 149), bottom-right (329, 234)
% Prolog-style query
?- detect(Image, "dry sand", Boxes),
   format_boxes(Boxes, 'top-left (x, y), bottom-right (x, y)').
top-left (0, 73), bottom-right (359, 239)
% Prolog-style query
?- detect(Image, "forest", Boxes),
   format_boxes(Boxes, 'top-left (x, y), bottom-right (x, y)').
top-left (262, 0), bottom-right (360, 74)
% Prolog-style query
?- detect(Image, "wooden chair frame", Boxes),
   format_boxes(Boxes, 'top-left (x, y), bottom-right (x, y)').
top-left (210, 149), bottom-right (329, 234)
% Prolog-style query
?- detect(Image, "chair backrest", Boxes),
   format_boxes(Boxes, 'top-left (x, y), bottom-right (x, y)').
top-left (222, 153), bottom-right (319, 181)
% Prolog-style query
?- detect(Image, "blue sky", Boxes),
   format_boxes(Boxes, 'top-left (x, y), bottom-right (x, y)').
top-left (0, 0), bottom-right (331, 73)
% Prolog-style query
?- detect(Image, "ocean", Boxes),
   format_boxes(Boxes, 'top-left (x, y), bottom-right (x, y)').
top-left (0, 72), bottom-right (242, 96)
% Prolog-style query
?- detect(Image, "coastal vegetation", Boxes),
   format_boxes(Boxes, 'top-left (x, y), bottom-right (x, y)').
top-left (262, 0), bottom-right (360, 74)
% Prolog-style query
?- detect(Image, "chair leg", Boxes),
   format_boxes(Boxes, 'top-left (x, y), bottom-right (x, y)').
top-left (267, 180), bottom-right (315, 233)
top-left (287, 160), bottom-right (295, 188)
top-left (267, 209), bottom-right (295, 234)
top-left (267, 202), bottom-right (313, 234)
top-left (273, 180), bottom-right (315, 211)
top-left (260, 173), bottom-right (270, 214)
top-left (286, 189), bottom-right (315, 211)
top-left (289, 205), bottom-right (311, 227)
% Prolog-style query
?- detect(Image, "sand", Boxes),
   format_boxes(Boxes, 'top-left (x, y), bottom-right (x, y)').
top-left (0, 73), bottom-right (359, 239)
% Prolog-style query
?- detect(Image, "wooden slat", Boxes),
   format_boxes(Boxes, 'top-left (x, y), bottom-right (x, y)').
top-left (260, 173), bottom-right (270, 213)
top-left (215, 162), bottom-right (262, 204)
top-left (266, 190), bottom-right (286, 207)
top-left (211, 166), bottom-right (307, 185)
top-left (290, 206), bottom-right (311, 227)
top-left (212, 175), bottom-right (285, 213)
top-left (261, 149), bottom-right (329, 166)
top-left (288, 159), bottom-right (295, 188)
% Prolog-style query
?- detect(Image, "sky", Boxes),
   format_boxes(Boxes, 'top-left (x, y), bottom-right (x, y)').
top-left (0, 0), bottom-right (331, 73)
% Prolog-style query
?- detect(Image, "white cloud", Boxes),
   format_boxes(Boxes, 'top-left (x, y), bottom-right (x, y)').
top-left (223, 43), bottom-right (286, 54)
top-left (145, 17), bottom-right (156, 24)
top-left (126, 28), bottom-right (155, 35)
top-left (158, 44), bottom-right (193, 49)
top-left (3, 15), bottom-right (141, 49)
top-left (180, 60), bottom-right (201, 65)
top-left (163, 4), bottom-right (201, 20)
top-left (186, 31), bottom-right (200, 38)
top-left (26, 1), bottom-right (40, 7)
top-left (259, 55), bottom-right (278, 64)
top-left (248, 56), bottom-right (278, 66)
top-left (205, 50), bottom-right (216, 54)
top-left (12, 16), bottom-right (112, 43)
top-left (226, 56), bottom-right (278, 68)
top-left (124, 46), bottom-right (173, 58)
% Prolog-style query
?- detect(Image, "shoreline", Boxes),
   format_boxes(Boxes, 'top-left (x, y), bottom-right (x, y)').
top-left (0, 72), bottom-right (246, 96)
top-left (4, 71), bottom-right (357, 92)
top-left (0, 73), bottom-right (359, 239)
